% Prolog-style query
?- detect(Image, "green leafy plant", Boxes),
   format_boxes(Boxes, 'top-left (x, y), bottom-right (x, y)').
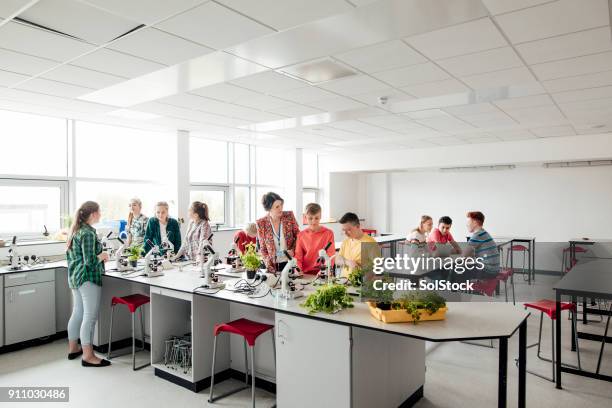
top-left (128, 245), bottom-right (143, 262)
top-left (347, 265), bottom-right (365, 287)
top-left (391, 292), bottom-right (446, 324)
top-left (301, 284), bottom-right (354, 314)
top-left (240, 242), bottom-right (261, 271)
top-left (361, 272), bottom-right (395, 309)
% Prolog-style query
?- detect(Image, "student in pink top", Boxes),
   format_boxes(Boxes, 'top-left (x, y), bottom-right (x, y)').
top-left (427, 216), bottom-right (462, 254)
top-left (295, 203), bottom-right (335, 275)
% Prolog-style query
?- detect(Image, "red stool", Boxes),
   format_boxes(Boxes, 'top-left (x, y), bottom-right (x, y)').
top-left (208, 318), bottom-right (275, 407)
top-left (522, 299), bottom-right (581, 382)
top-left (507, 244), bottom-right (531, 282)
top-left (107, 293), bottom-right (150, 370)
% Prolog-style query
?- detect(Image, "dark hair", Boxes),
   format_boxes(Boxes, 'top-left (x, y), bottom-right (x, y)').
top-left (262, 192), bottom-right (284, 212)
top-left (67, 201), bottom-right (100, 250)
top-left (439, 216), bottom-right (453, 225)
top-left (304, 203), bottom-right (321, 216)
top-left (467, 211), bottom-right (485, 225)
top-left (191, 201), bottom-right (209, 221)
top-left (339, 212), bottom-right (360, 226)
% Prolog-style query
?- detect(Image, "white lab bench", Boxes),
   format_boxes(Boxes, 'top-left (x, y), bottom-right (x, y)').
top-left (0, 261), bottom-right (530, 407)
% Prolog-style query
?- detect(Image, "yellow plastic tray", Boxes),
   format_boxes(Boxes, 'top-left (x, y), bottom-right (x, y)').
top-left (367, 302), bottom-right (448, 323)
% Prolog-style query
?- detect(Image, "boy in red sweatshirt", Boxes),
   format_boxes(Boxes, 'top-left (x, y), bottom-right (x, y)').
top-left (295, 203), bottom-right (335, 275)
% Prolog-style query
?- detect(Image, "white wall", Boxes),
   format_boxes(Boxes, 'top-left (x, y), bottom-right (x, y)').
top-left (328, 172), bottom-right (367, 221)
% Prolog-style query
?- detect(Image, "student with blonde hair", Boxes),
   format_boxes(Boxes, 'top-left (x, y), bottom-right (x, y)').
top-left (407, 215), bottom-right (433, 244)
top-left (126, 198), bottom-right (148, 246)
top-left (143, 201), bottom-right (181, 254)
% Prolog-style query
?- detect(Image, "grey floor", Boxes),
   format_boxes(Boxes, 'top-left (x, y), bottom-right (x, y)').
top-left (0, 276), bottom-right (610, 407)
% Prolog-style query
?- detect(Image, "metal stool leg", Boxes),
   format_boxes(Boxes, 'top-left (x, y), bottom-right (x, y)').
top-left (572, 309), bottom-right (581, 370)
top-left (140, 307), bottom-right (146, 352)
top-left (244, 338), bottom-right (249, 385)
top-left (208, 335), bottom-right (218, 403)
top-left (250, 345), bottom-right (255, 408)
top-left (107, 304), bottom-right (115, 359)
top-left (132, 312), bottom-right (136, 370)
top-left (596, 302), bottom-right (612, 374)
top-left (511, 274), bottom-right (516, 305)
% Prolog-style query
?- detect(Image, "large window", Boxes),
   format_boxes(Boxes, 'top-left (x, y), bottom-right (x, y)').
top-left (0, 180), bottom-right (67, 239)
top-left (190, 188), bottom-right (227, 226)
top-left (0, 110), bottom-right (67, 177)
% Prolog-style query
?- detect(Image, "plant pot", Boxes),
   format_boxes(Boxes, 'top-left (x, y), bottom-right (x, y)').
top-left (246, 269), bottom-right (257, 280)
top-left (368, 302), bottom-right (448, 323)
top-left (130, 259), bottom-right (138, 268)
top-left (376, 301), bottom-right (392, 310)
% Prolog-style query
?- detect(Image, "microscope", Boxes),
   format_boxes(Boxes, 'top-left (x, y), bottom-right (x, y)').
top-left (7, 236), bottom-right (23, 271)
top-left (199, 239), bottom-right (224, 289)
top-left (279, 251), bottom-right (303, 299)
top-left (101, 231), bottom-right (117, 260)
top-left (115, 237), bottom-right (133, 272)
top-left (161, 239), bottom-right (175, 260)
top-left (143, 240), bottom-right (164, 277)
top-left (316, 242), bottom-right (336, 284)
top-left (225, 236), bottom-right (242, 271)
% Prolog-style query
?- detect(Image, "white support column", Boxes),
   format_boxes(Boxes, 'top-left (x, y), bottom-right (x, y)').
top-left (176, 130), bottom-right (190, 229)
top-left (295, 148), bottom-right (303, 220)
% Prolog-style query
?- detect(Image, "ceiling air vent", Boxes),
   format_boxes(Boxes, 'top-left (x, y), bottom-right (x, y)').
top-left (279, 58), bottom-right (357, 84)
top-left (543, 160), bottom-right (612, 168)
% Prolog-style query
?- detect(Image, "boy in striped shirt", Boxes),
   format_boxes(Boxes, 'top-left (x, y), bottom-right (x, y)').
top-left (465, 211), bottom-right (499, 277)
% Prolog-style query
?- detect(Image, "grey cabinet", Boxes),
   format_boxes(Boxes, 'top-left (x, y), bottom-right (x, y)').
top-left (54, 268), bottom-right (72, 332)
top-left (0, 276), bottom-right (3, 347)
top-left (4, 279), bottom-right (56, 345)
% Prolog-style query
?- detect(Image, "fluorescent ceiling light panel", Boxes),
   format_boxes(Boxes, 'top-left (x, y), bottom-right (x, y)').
top-left (440, 164), bottom-right (516, 172)
top-left (78, 51), bottom-right (268, 107)
top-left (107, 109), bottom-right (161, 120)
top-left (543, 160), bottom-right (612, 168)
top-left (279, 58), bottom-right (357, 84)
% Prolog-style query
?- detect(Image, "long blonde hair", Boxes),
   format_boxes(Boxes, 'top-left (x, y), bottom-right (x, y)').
top-left (127, 198), bottom-right (143, 229)
top-left (67, 201), bottom-right (100, 250)
top-left (412, 215), bottom-right (432, 234)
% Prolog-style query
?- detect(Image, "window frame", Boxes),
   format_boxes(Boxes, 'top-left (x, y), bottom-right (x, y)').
top-left (189, 184), bottom-right (230, 228)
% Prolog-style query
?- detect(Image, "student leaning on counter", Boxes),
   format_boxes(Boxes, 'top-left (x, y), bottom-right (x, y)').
top-left (336, 212), bottom-right (379, 277)
top-left (143, 201), bottom-right (181, 254)
top-left (126, 198), bottom-right (148, 246)
top-left (66, 201), bottom-right (111, 368)
top-left (256, 192), bottom-right (300, 273)
top-left (174, 201), bottom-right (212, 262)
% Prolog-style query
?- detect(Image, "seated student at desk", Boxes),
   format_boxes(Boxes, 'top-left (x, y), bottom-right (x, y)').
top-left (408, 215), bottom-right (433, 244)
top-left (295, 203), bottom-right (335, 275)
top-left (336, 212), bottom-right (380, 278)
top-left (174, 201), bottom-right (211, 262)
top-left (463, 211), bottom-right (500, 279)
top-left (233, 223), bottom-right (257, 255)
top-left (144, 201), bottom-right (181, 255)
top-left (427, 216), bottom-right (462, 254)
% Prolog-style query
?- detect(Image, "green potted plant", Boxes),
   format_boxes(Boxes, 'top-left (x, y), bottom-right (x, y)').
top-left (240, 242), bottom-right (261, 279)
top-left (128, 245), bottom-right (143, 268)
top-left (301, 283), bottom-right (354, 314)
top-left (361, 272), bottom-right (395, 310)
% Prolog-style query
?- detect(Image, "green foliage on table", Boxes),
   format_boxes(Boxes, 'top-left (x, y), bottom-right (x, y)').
top-left (347, 264), bottom-right (365, 287)
top-left (301, 284), bottom-right (354, 314)
top-left (240, 242), bottom-right (261, 271)
top-left (391, 292), bottom-right (446, 324)
top-left (360, 273), bottom-right (395, 305)
top-left (128, 245), bottom-right (143, 262)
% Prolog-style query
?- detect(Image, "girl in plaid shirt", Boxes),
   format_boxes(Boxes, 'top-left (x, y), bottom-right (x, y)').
top-left (175, 201), bottom-right (212, 262)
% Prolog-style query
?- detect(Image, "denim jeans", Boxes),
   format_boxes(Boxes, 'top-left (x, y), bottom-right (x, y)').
top-left (67, 281), bottom-right (101, 346)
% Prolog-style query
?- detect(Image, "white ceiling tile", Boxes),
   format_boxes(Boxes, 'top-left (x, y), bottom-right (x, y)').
top-left (303, 126), bottom-right (364, 140)
top-left (414, 116), bottom-right (475, 132)
top-left (160, 93), bottom-right (236, 114)
top-left (401, 78), bottom-right (469, 98)
top-left (318, 75), bottom-right (389, 96)
top-left (437, 47), bottom-right (524, 77)
top-left (542, 70), bottom-right (612, 93)
top-left (0, 69), bottom-right (29, 86)
top-left (404, 109), bottom-right (451, 119)
top-left (234, 94), bottom-right (293, 110)
top-left (0, 0), bottom-right (32, 18)
top-left (19, 0), bottom-right (141, 45)
top-left (308, 96), bottom-right (366, 112)
top-left (190, 83), bottom-right (261, 102)
top-left (0, 48), bottom-right (58, 75)
top-left (462, 135), bottom-right (502, 144)
top-left (71, 48), bottom-right (165, 78)
top-left (491, 129), bottom-right (536, 140)
top-left (271, 86), bottom-right (337, 104)
top-left (426, 136), bottom-right (464, 146)
top-left (108, 28), bottom-right (213, 65)
top-left (41, 65), bottom-right (125, 89)
top-left (327, 120), bottom-right (390, 135)
top-left (515, 27), bottom-right (612, 65)
top-left (530, 125), bottom-right (576, 137)
top-left (505, 105), bottom-right (566, 124)
top-left (230, 71), bottom-right (305, 94)
top-left (531, 52), bottom-right (612, 81)
top-left (350, 88), bottom-right (412, 106)
top-left (359, 115), bottom-right (428, 132)
top-left (81, 0), bottom-right (207, 25)
top-left (405, 18), bottom-right (507, 60)
top-left (494, 0), bottom-right (610, 44)
top-left (156, 2), bottom-right (273, 49)
top-left (480, 0), bottom-right (551, 15)
top-left (268, 104), bottom-right (322, 117)
top-left (552, 86), bottom-right (612, 103)
top-left (458, 111), bottom-right (516, 128)
top-left (373, 62), bottom-right (449, 87)
top-left (16, 77), bottom-right (94, 98)
top-left (494, 94), bottom-right (554, 110)
top-left (0, 22), bottom-right (95, 62)
top-left (461, 67), bottom-right (537, 89)
top-left (216, 0), bottom-right (352, 31)
top-left (334, 40), bottom-right (427, 73)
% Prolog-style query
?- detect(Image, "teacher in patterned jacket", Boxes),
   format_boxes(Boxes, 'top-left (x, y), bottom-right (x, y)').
top-left (256, 192), bottom-right (300, 273)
